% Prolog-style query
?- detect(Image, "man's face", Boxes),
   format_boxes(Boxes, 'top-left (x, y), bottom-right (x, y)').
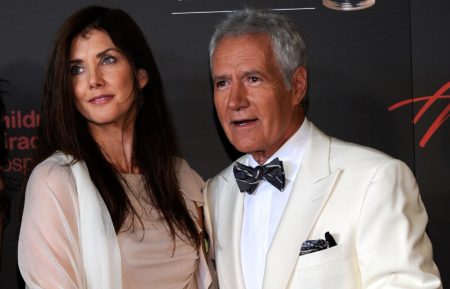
top-left (212, 34), bottom-right (307, 163)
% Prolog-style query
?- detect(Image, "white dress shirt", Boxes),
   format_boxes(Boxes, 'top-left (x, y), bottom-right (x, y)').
top-left (240, 119), bottom-right (312, 289)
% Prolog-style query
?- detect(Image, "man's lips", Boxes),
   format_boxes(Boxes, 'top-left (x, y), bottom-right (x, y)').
top-left (231, 118), bottom-right (258, 126)
top-left (88, 94), bottom-right (114, 104)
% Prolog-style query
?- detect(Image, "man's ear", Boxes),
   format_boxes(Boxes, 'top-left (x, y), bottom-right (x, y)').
top-left (137, 69), bottom-right (149, 88)
top-left (290, 67), bottom-right (307, 106)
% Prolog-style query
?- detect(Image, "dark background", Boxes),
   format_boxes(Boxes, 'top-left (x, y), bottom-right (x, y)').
top-left (0, 0), bottom-right (448, 288)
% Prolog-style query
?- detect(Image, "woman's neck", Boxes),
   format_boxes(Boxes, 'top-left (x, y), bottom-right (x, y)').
top-left (89, 122), bottom-right (139, 174)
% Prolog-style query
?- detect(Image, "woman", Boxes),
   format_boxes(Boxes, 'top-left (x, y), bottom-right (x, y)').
top-left (18, 6), bottom-right (211, 289)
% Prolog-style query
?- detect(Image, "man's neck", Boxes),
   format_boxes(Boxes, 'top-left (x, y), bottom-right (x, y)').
top-left (250, 117), bottom-right (305, 164)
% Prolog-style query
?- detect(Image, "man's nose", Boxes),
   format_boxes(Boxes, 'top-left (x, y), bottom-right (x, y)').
top-left (227, 82), bottom-right (249, 111)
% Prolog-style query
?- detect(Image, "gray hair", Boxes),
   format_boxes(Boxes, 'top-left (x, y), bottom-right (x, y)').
top-left (209, 9), bottom-right (307, 89)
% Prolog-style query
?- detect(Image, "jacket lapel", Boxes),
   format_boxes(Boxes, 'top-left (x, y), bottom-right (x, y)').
top-left (263, 125), bottom-right (342, 289)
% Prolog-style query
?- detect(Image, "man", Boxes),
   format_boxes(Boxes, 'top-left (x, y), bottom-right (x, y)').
top-left (203, 9), bottom-right (442, 289)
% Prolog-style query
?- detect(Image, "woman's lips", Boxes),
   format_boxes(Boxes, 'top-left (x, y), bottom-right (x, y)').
top-left (89, 94), bottom-right (114, 104)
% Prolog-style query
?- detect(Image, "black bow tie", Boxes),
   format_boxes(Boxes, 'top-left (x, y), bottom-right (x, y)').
top-left (233, 158), bottom-right (285, 195)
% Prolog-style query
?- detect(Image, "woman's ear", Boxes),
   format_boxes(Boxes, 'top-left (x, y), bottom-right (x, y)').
top-left (137, 69), bottom-right (149, 88)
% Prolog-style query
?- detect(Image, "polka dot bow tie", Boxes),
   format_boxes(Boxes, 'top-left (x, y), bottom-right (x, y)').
top-left (233, 157), bottom-right (285, 195)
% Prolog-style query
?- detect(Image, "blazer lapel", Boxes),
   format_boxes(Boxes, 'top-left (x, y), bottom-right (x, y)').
top-left (263, 125), bottom-right (342, 289)
top-left (216, 157), bottom-right (247, 289)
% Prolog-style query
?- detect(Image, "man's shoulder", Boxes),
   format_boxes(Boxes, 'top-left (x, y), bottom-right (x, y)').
top-left (207, 154), bottom-right (247, 191)
top-left (329, 136), bottom-right (399, 170)
top-left (212, 155), bottom-right (247, 179)
top-left (309, 123), bottom-right (396, 167)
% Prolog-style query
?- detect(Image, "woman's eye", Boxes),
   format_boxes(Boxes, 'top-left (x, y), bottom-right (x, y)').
top-left (70, 65), bottom-right (84, 75)
top-left (101, 55), bottom-right (116, 65)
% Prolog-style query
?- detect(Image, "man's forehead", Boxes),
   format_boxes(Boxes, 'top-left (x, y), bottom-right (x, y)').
top-left (213, 37), bottom-right (276, 68)
top-left (216, 33), bottom-right (272, 47)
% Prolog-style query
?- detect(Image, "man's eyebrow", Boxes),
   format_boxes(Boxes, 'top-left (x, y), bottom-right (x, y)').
top-left (242, 70), bottom-right (263, 77)
top-left (212, 74), bottom-right (230, 81)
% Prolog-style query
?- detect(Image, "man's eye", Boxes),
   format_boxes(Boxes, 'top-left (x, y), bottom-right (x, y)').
top-left (216, 80), bottom-right (228, 89)
top-left (70, 65), bottom-right (84, 75)
top-left (248, 76), bottom-right (261, 83)
top-left (101, 55), bottom-right (116, 65)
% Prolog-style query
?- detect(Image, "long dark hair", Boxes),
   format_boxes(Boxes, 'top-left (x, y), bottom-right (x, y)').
top-left (32, 6), bottom-right (200, 248)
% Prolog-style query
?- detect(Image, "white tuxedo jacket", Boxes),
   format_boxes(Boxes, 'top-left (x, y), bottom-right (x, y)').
top-left (204, 124), bottom-right (441, 289)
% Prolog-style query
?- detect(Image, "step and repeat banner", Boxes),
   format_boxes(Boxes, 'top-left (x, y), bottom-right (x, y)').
top-left (0, 0), bottom-right (448, 287)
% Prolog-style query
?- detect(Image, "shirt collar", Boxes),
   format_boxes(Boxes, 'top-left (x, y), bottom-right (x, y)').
top-left (247, 118), bottom-right (312, 182)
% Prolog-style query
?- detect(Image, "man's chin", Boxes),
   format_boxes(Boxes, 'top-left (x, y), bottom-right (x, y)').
top-left (230, 143), bottom-right (256, 154)
top-left (232, 144), bottom-right (263, 157)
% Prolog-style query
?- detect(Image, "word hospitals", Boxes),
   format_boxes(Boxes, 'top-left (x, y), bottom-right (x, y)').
top-left (2, 110), bottom-right (40, 174)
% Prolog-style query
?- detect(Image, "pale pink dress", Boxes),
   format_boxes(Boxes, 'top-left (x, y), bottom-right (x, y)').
top-left (19, 157), bottom-right (208, 289)
top-left (118, 165), bottom-right (205, 289)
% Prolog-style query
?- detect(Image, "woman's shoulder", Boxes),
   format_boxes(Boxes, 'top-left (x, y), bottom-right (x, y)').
top-left (24, 153), bottom-right (79, 215)
top-left (28, 153), bottom-right (75, 187)
top-left (176, 158), bottom-right (204, 203)
top-left (31, 152), bottom-right (72, 174)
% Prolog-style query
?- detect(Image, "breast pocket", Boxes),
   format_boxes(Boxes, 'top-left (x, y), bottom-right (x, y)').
top-left (287, 243), bottom-right (360, 289)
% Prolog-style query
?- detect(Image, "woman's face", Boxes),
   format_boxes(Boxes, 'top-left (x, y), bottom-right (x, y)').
top-left (69, 29), bottom-right (148, 128)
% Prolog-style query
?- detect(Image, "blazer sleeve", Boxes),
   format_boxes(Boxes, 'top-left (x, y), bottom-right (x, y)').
top-left (356, 159), bottom-right (442, 289)
top-left (203, 179), bottom-right (220, 289)
top-left (203, 179), bottom-right (216, 258)
top-left (18, 160), bottom-right (86, 289)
